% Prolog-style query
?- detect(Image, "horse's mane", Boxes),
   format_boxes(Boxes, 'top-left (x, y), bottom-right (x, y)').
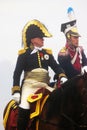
top-left (46, 75), bottom-right (83, 119)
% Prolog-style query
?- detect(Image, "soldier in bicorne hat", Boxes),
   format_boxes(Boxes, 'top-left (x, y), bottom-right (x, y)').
top-left (11, 19), bottom-right (67, 130)
top-left (58, 20), bottom-right (87, 79)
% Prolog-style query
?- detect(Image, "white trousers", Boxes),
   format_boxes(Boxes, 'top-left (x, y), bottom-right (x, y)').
top-left (19, 79), bottom-right (54, 109)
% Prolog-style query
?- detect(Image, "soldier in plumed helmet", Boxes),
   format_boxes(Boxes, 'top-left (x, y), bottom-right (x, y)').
top-left (58, 19), bottom-right (87, 79)
top-left (11, 19), bottom-right (67, 130)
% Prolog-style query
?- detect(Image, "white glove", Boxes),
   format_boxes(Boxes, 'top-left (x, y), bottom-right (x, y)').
top-left (81, 66), bottom-right (87, 74)
top-left (60, 77), bottom-right (68, 84)
top-left (12, 92), bottom-right (20, 103)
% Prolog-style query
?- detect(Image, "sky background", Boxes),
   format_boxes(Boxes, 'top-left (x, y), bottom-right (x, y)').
top-left (0, 0), bottom-right (87, 129)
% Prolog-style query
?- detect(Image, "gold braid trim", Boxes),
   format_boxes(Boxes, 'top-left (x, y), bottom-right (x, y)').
top-left (12, 86), bottom-right (20, 95)
top-left (59, 73), bottom-right (66, 79)
top-left (3, 100), bottom-right (16, 128)
top-left (37, 51), bottom-right (42, 68)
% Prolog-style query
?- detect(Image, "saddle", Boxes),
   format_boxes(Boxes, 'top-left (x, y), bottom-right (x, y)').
top-left (3, 87), bottom-right (51, 130)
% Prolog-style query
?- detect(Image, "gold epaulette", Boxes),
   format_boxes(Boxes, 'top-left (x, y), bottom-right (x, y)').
top-left (43, 48), bottom-right (52, 54)
top-left (18, 49), bottom-right (26, 55)
top-left (60, 47), bottom-right (67, 53)
top-left (18, 47), bottom-right (29, 55)
top-left (59, 47), bottom-right (68, 56)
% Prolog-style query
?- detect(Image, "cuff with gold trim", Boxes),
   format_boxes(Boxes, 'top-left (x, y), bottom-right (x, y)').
top-left (12, 86), bottom-right (20, 95)
top-left (59, 73), bottom-right (67, 79)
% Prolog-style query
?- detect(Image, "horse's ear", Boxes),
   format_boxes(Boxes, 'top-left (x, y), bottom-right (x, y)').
top-left (83, 71), bottom-right (87, 80)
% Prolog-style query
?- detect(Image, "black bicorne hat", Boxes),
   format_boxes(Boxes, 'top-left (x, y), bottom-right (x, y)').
top-left (22, 19), bottom-right (52, 48)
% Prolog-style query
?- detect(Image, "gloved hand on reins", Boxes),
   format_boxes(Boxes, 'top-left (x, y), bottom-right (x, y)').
top-left (60, 77), bottom-right (68, 84)
top-left (81, 66), bottom-right (87, 74)
top-left (53, 74), bottom-right (68, 89)
top-left (54, 74), bottom-right (68, 84)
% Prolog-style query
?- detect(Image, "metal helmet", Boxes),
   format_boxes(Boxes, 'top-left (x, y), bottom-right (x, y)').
top-left (61, 20), bottom-right (81, 38)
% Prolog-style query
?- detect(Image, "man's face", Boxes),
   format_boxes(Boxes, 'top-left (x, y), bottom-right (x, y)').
top-left (70, 35), bottom-right (79, 47)
top-left (31, 37), bottom-right (44, 47)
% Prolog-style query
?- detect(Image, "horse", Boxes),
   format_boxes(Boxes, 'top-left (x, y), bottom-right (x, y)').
top-left (3, 72), bottom-right (87, 130)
